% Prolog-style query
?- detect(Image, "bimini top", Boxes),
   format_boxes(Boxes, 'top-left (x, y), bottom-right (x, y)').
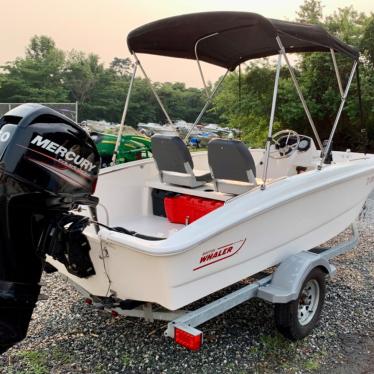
top-left (127, 11), bottom-right (359, 71)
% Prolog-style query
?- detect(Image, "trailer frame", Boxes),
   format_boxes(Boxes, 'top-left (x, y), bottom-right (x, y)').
top-left (67, 222), bottom-right (359, 350)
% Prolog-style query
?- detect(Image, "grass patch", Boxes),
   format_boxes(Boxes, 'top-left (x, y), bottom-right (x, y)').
top-left (50, 347), bottom-right (74, 364)
top-left (15, 347), bottom-right (74, 374)
top-left (258, 333), bottom-right (297, 360)
top-left (304, 358), bottom-right (321, 371)
top-left (121, 352), bottom-right (134, 367)
top-left (95, 363), bottom-right (107, 374)
top-left (248, 333), bottom-right (326, 373)
top-left (17, 350), bottom-right (49, 374)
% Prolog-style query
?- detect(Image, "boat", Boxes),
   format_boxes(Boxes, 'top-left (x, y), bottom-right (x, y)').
top-left (1, 12), bottom-right (373, 353)
top-left (137, 122), bottom-right (179, 137)
top-left (90, 132), bottom-right (152, 167)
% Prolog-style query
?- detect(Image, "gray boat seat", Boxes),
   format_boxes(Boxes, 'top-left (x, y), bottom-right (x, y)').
top-left (208, 139), bottom-right (257, 194)
top-left (151, 135), bottom-right (211, 188)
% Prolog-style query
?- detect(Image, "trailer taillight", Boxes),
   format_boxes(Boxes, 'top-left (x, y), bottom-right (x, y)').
top-left (174, 326), bottom-right (202, 351)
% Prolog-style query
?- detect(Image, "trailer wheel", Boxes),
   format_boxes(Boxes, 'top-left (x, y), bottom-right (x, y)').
top-left (274, 267), bottom-right (326, 340)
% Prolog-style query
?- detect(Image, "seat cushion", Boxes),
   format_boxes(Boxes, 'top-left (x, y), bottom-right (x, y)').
top-left (208, 139), bottom-right (256, 181)
top-left (215, 179), bottom-right (256, 195)
top-left (151, 135), bottom-right (193, 173)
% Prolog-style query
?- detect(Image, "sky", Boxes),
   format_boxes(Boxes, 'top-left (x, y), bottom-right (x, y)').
top-left (0, 0), bottom-right (373, 87)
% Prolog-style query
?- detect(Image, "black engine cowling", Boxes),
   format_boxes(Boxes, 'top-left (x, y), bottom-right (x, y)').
top-left (0, 104), bottom-right (100, 353)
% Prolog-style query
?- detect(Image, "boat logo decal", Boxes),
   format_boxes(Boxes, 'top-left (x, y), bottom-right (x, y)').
top-left (30, 135), bottom-right (96, 172)
top-left (193, 239), bottom-right (246, 271)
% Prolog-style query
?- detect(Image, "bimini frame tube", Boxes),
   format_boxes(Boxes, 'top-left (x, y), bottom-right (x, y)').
top-left (261, 53), bottom-right (282, 189)
top-left (330, 49), bottom-right (344, 98)
top-left (184, 69), bottom-right (229, 143)
top-left (112, 61), bottom-right (138, 165)
top-left (133, 53), bottom-right (174, 126)
top-left (320, 60), bottom-right (358, 167)
top-left (195, 33), bottom-right (219, 98)
top-left (276, 37), bottom-right (324, 151)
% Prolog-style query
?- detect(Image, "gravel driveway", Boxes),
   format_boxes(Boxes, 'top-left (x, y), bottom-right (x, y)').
top-left (1, 198), bottom-right (373, 373)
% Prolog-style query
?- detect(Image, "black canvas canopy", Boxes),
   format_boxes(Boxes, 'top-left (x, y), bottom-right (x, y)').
top-left (127, 12), bottom-right (359, 71)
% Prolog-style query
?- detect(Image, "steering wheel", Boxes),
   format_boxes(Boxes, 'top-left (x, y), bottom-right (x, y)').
top-left (269, 129), bottom-right (301, 159)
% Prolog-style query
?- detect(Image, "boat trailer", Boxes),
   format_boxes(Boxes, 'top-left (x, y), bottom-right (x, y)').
top-left (66, 223), bottom-right (359, 351)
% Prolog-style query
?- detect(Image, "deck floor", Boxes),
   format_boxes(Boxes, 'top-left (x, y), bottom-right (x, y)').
top-left (116, 215), bottom-right (184, 238)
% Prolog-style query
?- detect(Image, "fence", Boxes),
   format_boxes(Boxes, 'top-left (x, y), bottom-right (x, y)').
top-left (0, 102), bottom-right (79, 122)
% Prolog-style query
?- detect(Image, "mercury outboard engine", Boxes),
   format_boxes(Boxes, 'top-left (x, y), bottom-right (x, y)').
top-left (0, 104), bottom-right (100, 353)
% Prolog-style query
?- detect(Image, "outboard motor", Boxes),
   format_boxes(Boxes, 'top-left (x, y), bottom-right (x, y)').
top-left (0, 104), bottom-right (100, 353)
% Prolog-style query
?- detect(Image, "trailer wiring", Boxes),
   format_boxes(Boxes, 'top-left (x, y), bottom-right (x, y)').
top-left (89, 220), bottom-right (165, 241)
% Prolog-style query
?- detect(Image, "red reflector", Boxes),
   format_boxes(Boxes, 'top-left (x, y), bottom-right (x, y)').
top-left (175, 327), bottom-right (202, 351)
top-left (84, 298), bottom-right (92, 305)
top-left (111, 310), bottom-right (119, 317)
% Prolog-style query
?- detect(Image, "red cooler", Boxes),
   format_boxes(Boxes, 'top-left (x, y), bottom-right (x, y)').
top-left (164, 195), bottom-right (223, 224)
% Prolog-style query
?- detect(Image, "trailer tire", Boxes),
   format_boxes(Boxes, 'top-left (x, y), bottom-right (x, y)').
top-left (274, 267), bottom-right (326, 340)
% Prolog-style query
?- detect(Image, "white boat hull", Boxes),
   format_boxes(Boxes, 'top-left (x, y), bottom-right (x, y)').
top-left (48, 154), bottom-right (374, 310)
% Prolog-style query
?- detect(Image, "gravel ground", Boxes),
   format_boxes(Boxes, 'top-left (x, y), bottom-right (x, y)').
top-left (1, 199), bottom-right (373, 373)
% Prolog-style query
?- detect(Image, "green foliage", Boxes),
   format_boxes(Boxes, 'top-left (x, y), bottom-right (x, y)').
top-left (0, 35), bottom-right (67, 102)
top-left (17, 350), bottom-right (49, 374)
top-left (361, 15), bottom-right (374, 66)
top-left (211, 2), bottom-right (374, 151)
top-left (110, 57), bottom-right (132, 76)
top-left (325, 6), bottom-right (367, 45)
top-left (0, 36), bottom-right (215, 126)
top-left (12, 347), bottom-right (74, 374)
top-left (296, 0), bottom-right (323, 23)
top-left (213, 63), bottom-right (280, 147)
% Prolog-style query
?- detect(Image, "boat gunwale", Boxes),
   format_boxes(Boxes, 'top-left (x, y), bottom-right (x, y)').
top-left (98, 158), bottom-right (374, 256)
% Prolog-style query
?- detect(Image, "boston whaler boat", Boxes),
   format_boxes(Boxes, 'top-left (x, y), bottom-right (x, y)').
top-left (1, 12), bottom-right (373, 352)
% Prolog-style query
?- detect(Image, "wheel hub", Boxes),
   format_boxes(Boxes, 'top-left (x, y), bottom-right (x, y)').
top-left (298, 279), bottom-right (320, 326)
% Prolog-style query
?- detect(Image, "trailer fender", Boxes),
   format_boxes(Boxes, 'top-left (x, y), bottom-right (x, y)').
top-left (257, 251), bottom-right (336, 304)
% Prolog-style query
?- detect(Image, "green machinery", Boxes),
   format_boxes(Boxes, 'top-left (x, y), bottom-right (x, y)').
top-left (91, 132), bottom-right (152, 167)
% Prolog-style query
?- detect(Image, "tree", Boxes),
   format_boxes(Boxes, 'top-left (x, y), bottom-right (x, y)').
top-left (64, 51), bottom-right (104, 106)
top-left (110, 57), bottom-right (132, 77)
top-left (0, 35), bottom-right (67, 103)
top-left (325, 6), bottom-right (367, 45)
top-left (296, 0), bottom-right (323, 23)
top-left (212, 64), bottom-right (279, 147)
top-left (361, 16), bottom-right (374, 66)
top-left (26, 35), bottom-right (57, 59)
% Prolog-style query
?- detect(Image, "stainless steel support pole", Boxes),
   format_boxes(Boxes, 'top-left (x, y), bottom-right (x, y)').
top-left (183, 70), bottom-right (229, 143)
top-left (277, 37), bottom-right (324, 150)
top-left (75, 101), bottom-right (79, 123)
top-left (112, 61), bottom-right (138, 165)
top-left (261, 53), bottom-right (282, 190)
top-left (194, 33), bottom-right (219, 98)
top-left (133, 53), bottom-right (174, 126)
top-left (320, 60), bottom-right (358, 168)
top-left (330, 49), bottom-right (344, 97)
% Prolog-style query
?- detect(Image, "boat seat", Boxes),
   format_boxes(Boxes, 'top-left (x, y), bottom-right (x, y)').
top-left (151, 135), bottom-right (211, 188)
top-left (208, 139), bottom-right (257, 195)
